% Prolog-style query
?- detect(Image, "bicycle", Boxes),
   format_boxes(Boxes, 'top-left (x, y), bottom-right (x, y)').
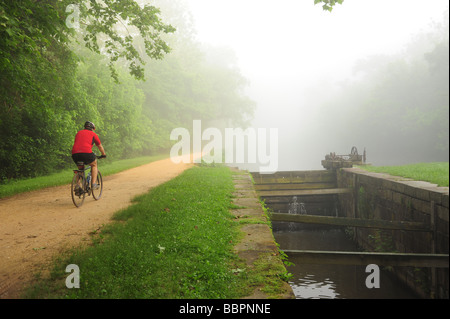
top-left (71, 155), bottom-right (106, 207)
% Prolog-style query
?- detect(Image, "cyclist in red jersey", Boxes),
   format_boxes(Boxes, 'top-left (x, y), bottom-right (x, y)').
top-left (72, 121), bottom-right (106, 189)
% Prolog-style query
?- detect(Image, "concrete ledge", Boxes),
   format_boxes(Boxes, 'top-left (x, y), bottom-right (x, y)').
top-left (230, 168), bottom-right (295, 299)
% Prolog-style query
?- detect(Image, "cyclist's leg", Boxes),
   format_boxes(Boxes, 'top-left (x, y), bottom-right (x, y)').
top-left (90, 159), bottom-right (98, 185)
top-left (72, 155), bottom-right (84, 190)
top-left (75, 172), bottom-right (83, 193)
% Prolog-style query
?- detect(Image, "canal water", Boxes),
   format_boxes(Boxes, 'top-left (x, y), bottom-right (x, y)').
top-left (273, 223), bottom-right (419, 299)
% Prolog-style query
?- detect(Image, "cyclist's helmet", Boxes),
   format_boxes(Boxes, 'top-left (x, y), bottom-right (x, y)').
top-left (84, 121), bottom-right (96, 131)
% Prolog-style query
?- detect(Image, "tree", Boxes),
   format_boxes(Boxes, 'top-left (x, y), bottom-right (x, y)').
top-left (75, 0), bottom-right (176, 81)
top-left (0, 0), bottom-right (175, 83)
top-left (314, 0), bottom-right (344, 12)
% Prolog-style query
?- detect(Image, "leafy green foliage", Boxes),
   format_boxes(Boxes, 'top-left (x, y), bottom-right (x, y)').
top-left (1, 1), bottom-right (77, 178)
top-left (77, 0), bottom-right (176, 81)
top-left (314, 0), bottom-right (344, 12)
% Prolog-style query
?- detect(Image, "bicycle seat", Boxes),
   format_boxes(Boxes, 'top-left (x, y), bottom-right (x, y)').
top-left (76, 161), bottom-right (85, 168)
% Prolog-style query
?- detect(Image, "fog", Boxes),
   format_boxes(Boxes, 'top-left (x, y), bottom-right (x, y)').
top-left (185, 0), bottom-right (449, 171)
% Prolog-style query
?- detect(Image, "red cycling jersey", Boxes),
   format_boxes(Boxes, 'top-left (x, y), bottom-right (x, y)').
top-left (72, 129), bottom-right (101, 154)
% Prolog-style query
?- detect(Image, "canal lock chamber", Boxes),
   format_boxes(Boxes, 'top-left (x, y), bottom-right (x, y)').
top-left (251, 170), bottom-right (446, 299)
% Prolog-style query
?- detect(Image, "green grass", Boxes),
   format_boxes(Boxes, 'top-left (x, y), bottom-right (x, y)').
top-left (23, 165), bottom-right (257, 299)
top-left (358, 162), bottom-right (449, 187)
top-left (0, 154), bottom-right (167, 199)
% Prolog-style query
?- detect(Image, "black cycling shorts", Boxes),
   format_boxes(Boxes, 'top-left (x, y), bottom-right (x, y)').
top-left (72, 153), bottom-right (96, 165)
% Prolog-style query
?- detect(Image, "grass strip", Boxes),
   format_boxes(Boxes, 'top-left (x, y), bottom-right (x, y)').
top-left (24, 165), bottom-right (253, 299)
top-left (0, 154), bottom-right (167, 199)
top-left (358, 162), bottom-right (449, 187)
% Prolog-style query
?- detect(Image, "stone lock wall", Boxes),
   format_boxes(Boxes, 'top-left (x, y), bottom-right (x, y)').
top-left (336, 168), bottom-right (449, 299)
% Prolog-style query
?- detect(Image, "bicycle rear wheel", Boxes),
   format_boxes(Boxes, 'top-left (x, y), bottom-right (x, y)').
top-left (92, 170), bottom-right (103, 200)
top-left (71, 172), bottom-right (86, 207)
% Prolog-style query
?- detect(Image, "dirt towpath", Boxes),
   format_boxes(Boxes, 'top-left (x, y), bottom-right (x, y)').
top-left (0, 158), bottom-right (193, 298)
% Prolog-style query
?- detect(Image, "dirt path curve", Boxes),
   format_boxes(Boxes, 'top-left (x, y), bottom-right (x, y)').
top-left (0, 157), bottom-right (193, 298)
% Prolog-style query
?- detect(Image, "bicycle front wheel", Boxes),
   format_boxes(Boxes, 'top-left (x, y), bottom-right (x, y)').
top-left (71, 173), bottom-right (86, 207)
top-left (92, 170), bottom-right (103, 200)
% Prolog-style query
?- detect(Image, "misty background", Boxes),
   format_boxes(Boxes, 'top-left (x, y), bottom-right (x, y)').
top-left (186, 0), bottom-right (449, 171)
